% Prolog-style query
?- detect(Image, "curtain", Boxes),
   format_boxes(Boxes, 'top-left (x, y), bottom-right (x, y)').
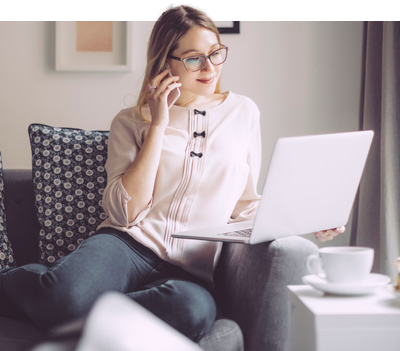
top-left (351, 21), bottom-right (400, 281)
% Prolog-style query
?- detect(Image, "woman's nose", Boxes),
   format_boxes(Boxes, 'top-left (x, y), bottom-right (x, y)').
top-left (201, 58), bottom-right (214, 72)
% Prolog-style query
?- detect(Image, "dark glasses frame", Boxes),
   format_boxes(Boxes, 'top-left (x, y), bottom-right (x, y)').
top-left (168, 46), bottom-right (228, 72)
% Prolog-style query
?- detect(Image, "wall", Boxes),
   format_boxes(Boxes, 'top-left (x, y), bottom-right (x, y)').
top-left (0, 21), bottom-right (363, 246)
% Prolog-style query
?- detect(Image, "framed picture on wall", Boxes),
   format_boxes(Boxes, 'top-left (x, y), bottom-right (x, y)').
top-left (215, 21), bottom-right (240, 34)
top-left (55, 21), bottom-right (133, 72)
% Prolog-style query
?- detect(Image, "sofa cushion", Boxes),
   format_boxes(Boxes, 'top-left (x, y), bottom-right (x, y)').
top-left (0, 152), bottom-right (16, 268)
top-left (28, 124), bottom-right (109, 265)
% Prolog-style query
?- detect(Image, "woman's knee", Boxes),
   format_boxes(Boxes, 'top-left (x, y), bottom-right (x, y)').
top-left (130, 279), bottom-right (216, 341)
top-left (168, 280), bottom-right (216, 341)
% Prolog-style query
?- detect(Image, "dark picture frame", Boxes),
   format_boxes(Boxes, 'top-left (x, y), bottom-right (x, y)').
top-left (215, 21), bottom-right (240, 34)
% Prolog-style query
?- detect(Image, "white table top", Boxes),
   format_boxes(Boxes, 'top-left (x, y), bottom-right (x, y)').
top-left (288, 285), bottom-right (400, 316)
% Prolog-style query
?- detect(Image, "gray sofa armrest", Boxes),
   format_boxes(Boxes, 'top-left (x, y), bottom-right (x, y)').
top-left (214, 236), bottom-right (318, 351)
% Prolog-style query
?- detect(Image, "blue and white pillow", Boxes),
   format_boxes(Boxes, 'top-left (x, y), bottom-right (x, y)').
top-left (28, 124), bottom-right (109, 265)
top-left (0, 152), bottom-right (16, 268)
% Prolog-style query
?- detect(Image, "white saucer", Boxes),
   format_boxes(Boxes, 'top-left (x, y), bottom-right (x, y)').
top-left (302, 273), bottom-right (391, 296)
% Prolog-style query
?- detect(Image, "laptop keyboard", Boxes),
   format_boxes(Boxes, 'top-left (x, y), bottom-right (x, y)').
top-left (216, 229), bottom-right (252, 237)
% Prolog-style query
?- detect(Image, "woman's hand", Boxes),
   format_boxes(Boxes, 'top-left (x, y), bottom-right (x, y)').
top-left (314, 226), bottom-right (346, 242)
top-left (147, 69), bottom-right (181, 128)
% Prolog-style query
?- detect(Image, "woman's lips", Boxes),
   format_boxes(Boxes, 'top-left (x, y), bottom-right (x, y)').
top-left (197, 77), bottom-right (215, 84)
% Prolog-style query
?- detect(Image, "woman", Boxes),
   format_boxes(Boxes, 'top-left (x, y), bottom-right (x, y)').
top-left (0, 6), bottom-right (344, 341)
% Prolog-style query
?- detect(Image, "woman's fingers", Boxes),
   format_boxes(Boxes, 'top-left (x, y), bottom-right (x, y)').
top-left (314, 226), bottom-right (346, 242)
top-left (148, 71), bottom-right (181, 107)
top-left (149, 69), bottom-right (169, 89)
top-left (150, 70), bottom-right (180, 93)
top-left (336, 226), bottom-right (346, 234)
top-left (146, 70), bottom-right (181, 127)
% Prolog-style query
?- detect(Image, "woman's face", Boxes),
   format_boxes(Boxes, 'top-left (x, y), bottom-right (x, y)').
top-left (167, 26), bottom-right (223, 98)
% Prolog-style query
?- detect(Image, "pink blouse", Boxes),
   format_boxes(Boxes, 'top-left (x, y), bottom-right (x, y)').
top-left (97, 91), bottom-right (261, 283)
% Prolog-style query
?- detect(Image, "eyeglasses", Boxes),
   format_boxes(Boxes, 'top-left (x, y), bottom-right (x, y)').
top-left (169, 46), bottom-right (228, 72)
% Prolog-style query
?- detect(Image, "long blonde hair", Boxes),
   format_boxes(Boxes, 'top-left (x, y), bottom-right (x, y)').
top-left (137, 5), bottom-right (221, 121)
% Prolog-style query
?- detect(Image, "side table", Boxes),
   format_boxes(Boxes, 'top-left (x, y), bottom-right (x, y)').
top-left (288, 285), bottom-right (400, 351)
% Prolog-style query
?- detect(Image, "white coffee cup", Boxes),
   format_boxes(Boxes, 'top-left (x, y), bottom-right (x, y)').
top-left (306, 246), bottom-right (374, 284)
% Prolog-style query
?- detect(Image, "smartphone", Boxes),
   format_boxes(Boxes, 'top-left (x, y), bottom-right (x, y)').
top-left (165, 64), bottom-right (180, 109)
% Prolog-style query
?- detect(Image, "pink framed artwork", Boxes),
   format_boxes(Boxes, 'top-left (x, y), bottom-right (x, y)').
top-left (56, 21), bottom-right (133, 72)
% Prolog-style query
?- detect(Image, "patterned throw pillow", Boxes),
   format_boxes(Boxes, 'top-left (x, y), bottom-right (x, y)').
top-left (28, 124), bottom-right (109, 265)
top-left (0, 152), bottom-right (16, 268)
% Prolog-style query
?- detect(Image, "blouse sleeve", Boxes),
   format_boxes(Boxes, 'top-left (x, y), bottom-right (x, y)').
top-left (229, 108), bottom-right (262, 223)
top-left (102, 111), bottom-right (152, 228)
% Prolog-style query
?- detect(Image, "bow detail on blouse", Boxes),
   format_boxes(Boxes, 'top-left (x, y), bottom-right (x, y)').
top-left (194, 109), bottom-right (206, 116)
top-left (190, 151), bottom-right (203, 158)
top-left (193, 131), bottom-right (206, 138)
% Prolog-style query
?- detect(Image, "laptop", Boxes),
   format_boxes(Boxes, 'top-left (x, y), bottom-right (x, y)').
top-left (172, 130), bottom-right (374, 244)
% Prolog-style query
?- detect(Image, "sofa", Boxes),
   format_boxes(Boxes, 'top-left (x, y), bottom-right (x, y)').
top-left (0, 124), bottom-right (319, 351)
